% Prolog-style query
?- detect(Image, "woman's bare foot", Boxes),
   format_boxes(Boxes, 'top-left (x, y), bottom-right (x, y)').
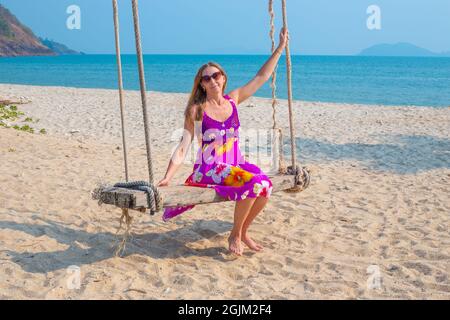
top-left (242, 234), bottom-right (263, 251)
top-left (228, 234), bottom-right (243, 256)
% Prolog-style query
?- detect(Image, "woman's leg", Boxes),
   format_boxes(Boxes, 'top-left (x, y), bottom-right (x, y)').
top-left (228, 197), bottom-right (256, 255)
top-left (241, 196), bottom-right (269, 251)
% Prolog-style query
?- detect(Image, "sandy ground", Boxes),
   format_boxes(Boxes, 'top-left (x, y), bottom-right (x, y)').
top-left (0, 84), bottom-right (449, 299)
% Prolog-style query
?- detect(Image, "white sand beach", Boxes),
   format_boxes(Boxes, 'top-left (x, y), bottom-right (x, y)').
top-left (0, 83), bottom-right (449, 299)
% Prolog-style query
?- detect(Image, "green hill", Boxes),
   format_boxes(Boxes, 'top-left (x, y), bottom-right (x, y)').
top-left (0, 4), bottom-right (54, 56)
top-left (0, 4), bottom-right (81, 57)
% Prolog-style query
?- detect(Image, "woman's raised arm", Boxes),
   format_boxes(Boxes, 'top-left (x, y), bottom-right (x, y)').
top-left (228, 28), bottom-right (289, 105)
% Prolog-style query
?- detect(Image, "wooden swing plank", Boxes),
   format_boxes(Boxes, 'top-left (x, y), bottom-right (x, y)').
top-left (100, 174), bottom-right (297, 210)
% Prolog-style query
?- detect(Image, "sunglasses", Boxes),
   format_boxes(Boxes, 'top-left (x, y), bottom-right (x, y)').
top-left (201, 71), bottom-right (222, 83)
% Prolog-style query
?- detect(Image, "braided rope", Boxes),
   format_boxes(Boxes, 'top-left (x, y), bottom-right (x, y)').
top-left (112, 180), bottom-right (161, 256)
top-left (268, 0), bottom-right (278, 131)
top-left (115, 208), bottom-right (133, 256)
top-left (131, 0), bottom-right (155, 184)
top-left (112, 0), bottom-right (129, 182)
top-left (111, 180), bottom-right (162, 256)
top-left (268, 0), bottom-right (286, 174)
top-left (268, 1), bottom-right (310, 193)
top-left (92, 180), bottom-right (162, 256)
top-left (113, 181), bottom-right (163, 215)
top-left (281, 0), bottom-right (297, 170)
top-left (286, 165), bottom-right (311, 192)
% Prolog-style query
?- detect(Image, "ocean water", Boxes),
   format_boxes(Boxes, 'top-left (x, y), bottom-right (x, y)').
top-left (0, 54), bottom-right (449, 107)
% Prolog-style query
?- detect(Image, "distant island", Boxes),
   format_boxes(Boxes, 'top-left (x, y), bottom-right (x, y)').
top-left (0, 4), bottom-right (82, 57)
top-left (359, 42), bottom-right (450, 57)
top-left (39, 37), bottom-right (84, 55)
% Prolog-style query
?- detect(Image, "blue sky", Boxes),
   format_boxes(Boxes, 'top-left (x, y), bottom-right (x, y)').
top-left (1, 0), bottom-right (449, 55)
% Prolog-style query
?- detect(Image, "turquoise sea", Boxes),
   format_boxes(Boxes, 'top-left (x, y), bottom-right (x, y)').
top-left (0, 54), bottom-right (449, 107)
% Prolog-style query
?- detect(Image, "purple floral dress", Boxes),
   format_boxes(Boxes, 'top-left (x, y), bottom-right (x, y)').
top-left (162, 94), bottom-right (273, 221)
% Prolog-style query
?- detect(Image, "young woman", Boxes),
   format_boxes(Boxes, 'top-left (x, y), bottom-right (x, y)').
top-left (157, 28), bottom-right (289, 256)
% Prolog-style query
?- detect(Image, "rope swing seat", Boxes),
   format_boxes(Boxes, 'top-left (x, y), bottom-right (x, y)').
top-left (93, 0), bottom-right (310, 217)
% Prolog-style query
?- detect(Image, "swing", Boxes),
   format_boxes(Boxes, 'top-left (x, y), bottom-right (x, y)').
top-left (93, 0), bottom-right (310, 217)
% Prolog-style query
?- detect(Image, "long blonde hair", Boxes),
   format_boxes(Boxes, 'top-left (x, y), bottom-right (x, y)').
top-left (184, 62), bottom-right (228, 125)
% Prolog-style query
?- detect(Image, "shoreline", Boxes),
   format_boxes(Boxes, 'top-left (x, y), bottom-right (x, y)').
top-left (1, 82), bottom-right (447, 110)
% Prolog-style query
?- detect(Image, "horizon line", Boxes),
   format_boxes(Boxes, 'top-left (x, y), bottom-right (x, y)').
top-left (13, 53), bottom-right (450, 59)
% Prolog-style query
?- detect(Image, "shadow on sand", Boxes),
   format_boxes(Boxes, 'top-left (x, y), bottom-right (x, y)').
top-left (294, 134), bottom-right (450, 174)
top-left (1, 217), bottom-right (235, 274)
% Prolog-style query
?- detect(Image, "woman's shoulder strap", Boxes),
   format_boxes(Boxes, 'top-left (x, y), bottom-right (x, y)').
top-left (224, 94), bottom-right (237, 107)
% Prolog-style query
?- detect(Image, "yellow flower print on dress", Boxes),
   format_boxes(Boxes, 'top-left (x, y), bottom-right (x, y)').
top-left (215, 137), bottom-right (237, 156)
top-left (223, 166), bottom-right (254, 187)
